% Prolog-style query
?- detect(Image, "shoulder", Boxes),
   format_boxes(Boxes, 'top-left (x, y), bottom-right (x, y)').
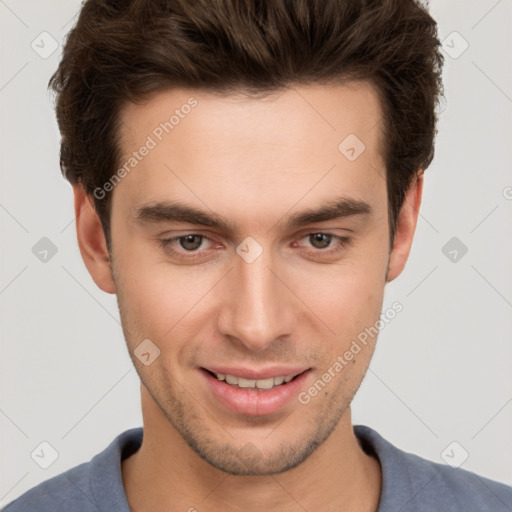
top-left (354, 425), bottom-right (512, 512)
top-left (2, 461), bottom-right (98, 512)
top-left (2, 428), bottom-right (143, 512)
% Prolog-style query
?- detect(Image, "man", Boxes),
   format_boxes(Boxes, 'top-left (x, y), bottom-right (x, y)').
top-left (4, 0), bottom-right (512, 511)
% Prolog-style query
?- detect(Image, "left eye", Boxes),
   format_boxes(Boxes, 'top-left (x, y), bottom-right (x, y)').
top-left (306, 233), bottom-right (335, 249)
top-left (294, 233), bottom-right (352, 255)
top-left (175, 234), bottom-right (204, 251)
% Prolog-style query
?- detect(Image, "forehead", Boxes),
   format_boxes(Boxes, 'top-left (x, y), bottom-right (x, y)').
top-left (114, 82), bottom-right (386, 227)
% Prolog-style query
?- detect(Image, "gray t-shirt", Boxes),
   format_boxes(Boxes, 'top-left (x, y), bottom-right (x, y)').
top-left (3, 425), bottom-right (512, 511)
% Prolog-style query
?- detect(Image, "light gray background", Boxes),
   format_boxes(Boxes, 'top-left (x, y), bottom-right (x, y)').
top-left (1, 0), bottom-right (511, 506)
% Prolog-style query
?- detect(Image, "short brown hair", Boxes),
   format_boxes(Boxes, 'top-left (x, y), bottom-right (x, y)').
top-left (49, 0), bottom-right (444, 249)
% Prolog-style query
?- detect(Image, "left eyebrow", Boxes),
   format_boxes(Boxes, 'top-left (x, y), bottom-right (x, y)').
top-left (132, 196), bottom-right (372, 233)
top-left (282, 197), bottom-right (372, 230)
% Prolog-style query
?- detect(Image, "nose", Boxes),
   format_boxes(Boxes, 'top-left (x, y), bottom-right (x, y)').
top-left (216, 243), bottom-right (295, 352)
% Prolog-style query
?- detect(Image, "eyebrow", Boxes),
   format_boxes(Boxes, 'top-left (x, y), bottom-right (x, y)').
top-left (133, 196), bottom-right (372, 233)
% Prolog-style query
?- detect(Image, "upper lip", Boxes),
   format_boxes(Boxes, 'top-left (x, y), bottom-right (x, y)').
top-left (200, 366), bottom-right (311, 380)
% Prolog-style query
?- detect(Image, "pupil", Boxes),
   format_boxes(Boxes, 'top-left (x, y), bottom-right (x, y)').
top-left (311, 233), bottom-right (330, 249)
top-left (181, 235), bottom-right (202, 250)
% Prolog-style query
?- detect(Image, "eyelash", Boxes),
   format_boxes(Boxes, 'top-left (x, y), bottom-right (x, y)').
top-left (158, 233), bottom-right (352, 260)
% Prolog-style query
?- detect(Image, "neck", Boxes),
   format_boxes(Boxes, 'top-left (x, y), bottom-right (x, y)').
top-left (122, 386), bottom-right (381, 512)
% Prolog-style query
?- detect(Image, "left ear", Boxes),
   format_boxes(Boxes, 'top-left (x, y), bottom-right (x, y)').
top-left (386, 170), bottom-right (424, 282)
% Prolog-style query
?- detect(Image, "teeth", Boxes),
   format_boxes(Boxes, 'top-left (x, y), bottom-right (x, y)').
top-left (255, 377), bottom-right (275, 389)
top-left (225, 374), bottom-right (238, 385)
top-left (237, 377), bottom-right (256, 388)
top-left (215, 372), bottom-right (297, 389)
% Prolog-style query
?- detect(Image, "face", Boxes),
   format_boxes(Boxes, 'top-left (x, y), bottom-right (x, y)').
top-left (82, 82), bottom-right (417, 476)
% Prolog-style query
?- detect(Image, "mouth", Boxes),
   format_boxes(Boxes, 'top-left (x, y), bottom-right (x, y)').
top-left (201, 368), bottom-right (306, 391)
top-left (198, 366), bottom-right (312, 416)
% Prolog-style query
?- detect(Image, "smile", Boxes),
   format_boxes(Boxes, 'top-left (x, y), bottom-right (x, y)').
top-left (199, 367), bottom-right (312, 415)
top-left (207, 370), bottom-right (299, 390)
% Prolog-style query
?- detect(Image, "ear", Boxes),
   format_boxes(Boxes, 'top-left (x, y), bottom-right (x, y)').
top-left (73, 184), bottom-right (116, 294)
top-left (386, 171), bottom-right (424, 283)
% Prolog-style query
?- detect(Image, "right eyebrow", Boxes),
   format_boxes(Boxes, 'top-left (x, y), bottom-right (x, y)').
top-left (133, 201), bottom-right (236, 232)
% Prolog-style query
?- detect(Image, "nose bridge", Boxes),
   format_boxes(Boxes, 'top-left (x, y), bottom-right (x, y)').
top-left (217, 244), bottom-right (293, 351)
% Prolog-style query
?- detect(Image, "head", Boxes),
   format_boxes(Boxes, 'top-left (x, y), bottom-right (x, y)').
top-left (50, 0), bottom-right (444, 475)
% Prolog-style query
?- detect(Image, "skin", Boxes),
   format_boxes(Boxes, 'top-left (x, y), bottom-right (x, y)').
top-left (73, 81), bottom-right (422, 512)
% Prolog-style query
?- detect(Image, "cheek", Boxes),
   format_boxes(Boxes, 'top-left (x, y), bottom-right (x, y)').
top-left (290, 254), bottom-right (386, 336)
top-left (116, 252), bottom-right (219, 351)
top-left (127, 274), bottom-right (186, 338)
top-left (113, 246), bottom-right (180, 340)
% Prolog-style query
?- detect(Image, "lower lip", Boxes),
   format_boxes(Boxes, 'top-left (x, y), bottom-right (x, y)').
top-left (200, 368), bottom-right (311, 416)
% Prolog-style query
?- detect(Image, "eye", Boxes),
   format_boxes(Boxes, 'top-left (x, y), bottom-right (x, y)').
top-left (308, 233), bottom-right (333, 249)
top-left (159, 234), bottom-right (214, 260)
top-left (177, 234), bottom-right (204, 251)
top-left (297, 233), bottom-right (352, 256)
